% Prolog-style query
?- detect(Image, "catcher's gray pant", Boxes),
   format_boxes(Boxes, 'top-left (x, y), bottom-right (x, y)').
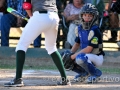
top-left (16, 11), bottom-right (59, 54)
top-left (79, 54), bottom-right (104, 67)
top-left (67, 23), bottom-right (77, 46)
top-left (86, 54), bottom-right (104, 67)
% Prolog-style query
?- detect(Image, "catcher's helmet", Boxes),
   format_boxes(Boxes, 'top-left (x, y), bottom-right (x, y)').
top-left (79, 3), bottom-right (99, 30)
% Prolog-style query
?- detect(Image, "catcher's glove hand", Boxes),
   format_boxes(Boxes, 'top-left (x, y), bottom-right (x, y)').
top-left (61, 50), bottom-right (75, 70)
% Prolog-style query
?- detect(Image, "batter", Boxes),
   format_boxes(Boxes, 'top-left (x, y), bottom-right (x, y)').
top-left (4, 0), bottom-right (71, 87)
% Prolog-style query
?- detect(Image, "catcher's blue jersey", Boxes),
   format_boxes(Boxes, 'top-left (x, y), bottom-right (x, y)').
top-left (75, 25), bottom-right (105, 56)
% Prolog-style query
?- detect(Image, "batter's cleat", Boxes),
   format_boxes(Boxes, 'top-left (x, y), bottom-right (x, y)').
top-left (86, 76), bottom-right (101, 84)
top-left (4, 78), bottom-right (24, 87)
top-left (57, 79), bottom-right (71, 86)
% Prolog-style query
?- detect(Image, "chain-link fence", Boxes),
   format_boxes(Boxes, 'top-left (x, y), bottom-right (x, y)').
top-left (0, 0), bottom-right (120, 50)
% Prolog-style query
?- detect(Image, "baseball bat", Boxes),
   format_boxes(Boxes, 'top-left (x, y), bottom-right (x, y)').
top-left (7, 7), bottom-right (29, 21)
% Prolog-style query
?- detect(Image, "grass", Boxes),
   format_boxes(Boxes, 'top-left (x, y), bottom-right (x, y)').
top-left (0, 64), bottom-right (120, 74)
top-left (0, 57), bottom-right (56, 68)
top-left (0, 65), bottom-right (57, 70)
top-left (0, 58), bottom-right (120, 74)
top-left (100, 67), bottom-right (120, 74)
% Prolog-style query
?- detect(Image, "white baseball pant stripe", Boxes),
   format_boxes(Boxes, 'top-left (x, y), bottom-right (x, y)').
top-left (16, 11), bottom-right (59, 54)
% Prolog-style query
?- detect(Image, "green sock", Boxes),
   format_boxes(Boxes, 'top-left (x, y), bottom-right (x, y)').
top-left (50, 51), bottom-right (67, 81)
top-left (16, 50), bottom-right (25, 79)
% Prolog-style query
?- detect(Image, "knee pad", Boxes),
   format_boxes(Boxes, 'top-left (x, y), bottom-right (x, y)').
top-left (75, 53), bottom-right (88, 65)
top-left (87, 63), bottom-right (102, 77)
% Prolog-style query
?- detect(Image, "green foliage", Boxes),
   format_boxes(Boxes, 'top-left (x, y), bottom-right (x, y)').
top-left (100, 67), bottom-right (120, 74)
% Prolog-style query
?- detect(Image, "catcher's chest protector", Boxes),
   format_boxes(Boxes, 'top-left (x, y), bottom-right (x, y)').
top-left (78, 25), bottom-right (98, 49)
top-left (78, 26), bottom-right (90, 49)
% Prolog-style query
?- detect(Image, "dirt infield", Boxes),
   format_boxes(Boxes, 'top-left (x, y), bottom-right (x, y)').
top-left (0, 47), bottom-right (120, 90)
top-left (0, 69), bottom-right (120, 90)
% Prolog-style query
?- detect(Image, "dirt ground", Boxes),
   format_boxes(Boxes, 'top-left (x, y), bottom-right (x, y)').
top-left (0, 69), bottom-right (120, 90)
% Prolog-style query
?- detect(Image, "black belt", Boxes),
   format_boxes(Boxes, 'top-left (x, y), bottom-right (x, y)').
top-left (39, 11), bottom-right (56, 13)
top-left (39, 11), bottom-right (47, 13)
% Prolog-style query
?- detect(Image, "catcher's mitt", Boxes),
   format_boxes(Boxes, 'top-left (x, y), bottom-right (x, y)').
top-left (61, 50), bottom-right (75, 70)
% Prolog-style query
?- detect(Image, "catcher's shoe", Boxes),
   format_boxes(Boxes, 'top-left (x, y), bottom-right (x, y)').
top-left (74, 74), bottom-right (81, 82)
top-left (57, 79), bottom-right (71, 86)
top-left (86, 75), bottom-right (101, 83)
top-left (4, 78), bottom-right (24, 87)
top-left (73, 72), bottom-right (89, 82)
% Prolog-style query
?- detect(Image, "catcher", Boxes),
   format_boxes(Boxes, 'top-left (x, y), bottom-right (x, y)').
top-left (62, 3), bottom-right (105, 83)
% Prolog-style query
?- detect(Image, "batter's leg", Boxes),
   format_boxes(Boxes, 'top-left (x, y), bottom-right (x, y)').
top-left (15, 16), bottom-right (44, 79)
top-left (43, 19), bottom-right (68, 84)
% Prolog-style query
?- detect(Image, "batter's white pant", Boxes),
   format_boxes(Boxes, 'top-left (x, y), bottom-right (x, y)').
top-left (67, 23), bottom-right (77, 46)
top-left (16, 11), bottom-right (59, 54)
top-left (86, 54), bottom-right (104, 67)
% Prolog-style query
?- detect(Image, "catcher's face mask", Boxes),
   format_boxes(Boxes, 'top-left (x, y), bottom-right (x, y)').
top-left (79, 3), bottom-right (99, 30)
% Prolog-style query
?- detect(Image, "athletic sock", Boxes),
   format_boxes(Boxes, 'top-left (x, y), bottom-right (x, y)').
top-left (16, 50), bottom-right (25, 80)
top-left (50, 51), bottom-right (67, 81)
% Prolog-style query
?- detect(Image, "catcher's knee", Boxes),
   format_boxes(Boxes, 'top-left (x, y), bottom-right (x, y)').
top-left (75, 53), bottom-right (88, 65)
